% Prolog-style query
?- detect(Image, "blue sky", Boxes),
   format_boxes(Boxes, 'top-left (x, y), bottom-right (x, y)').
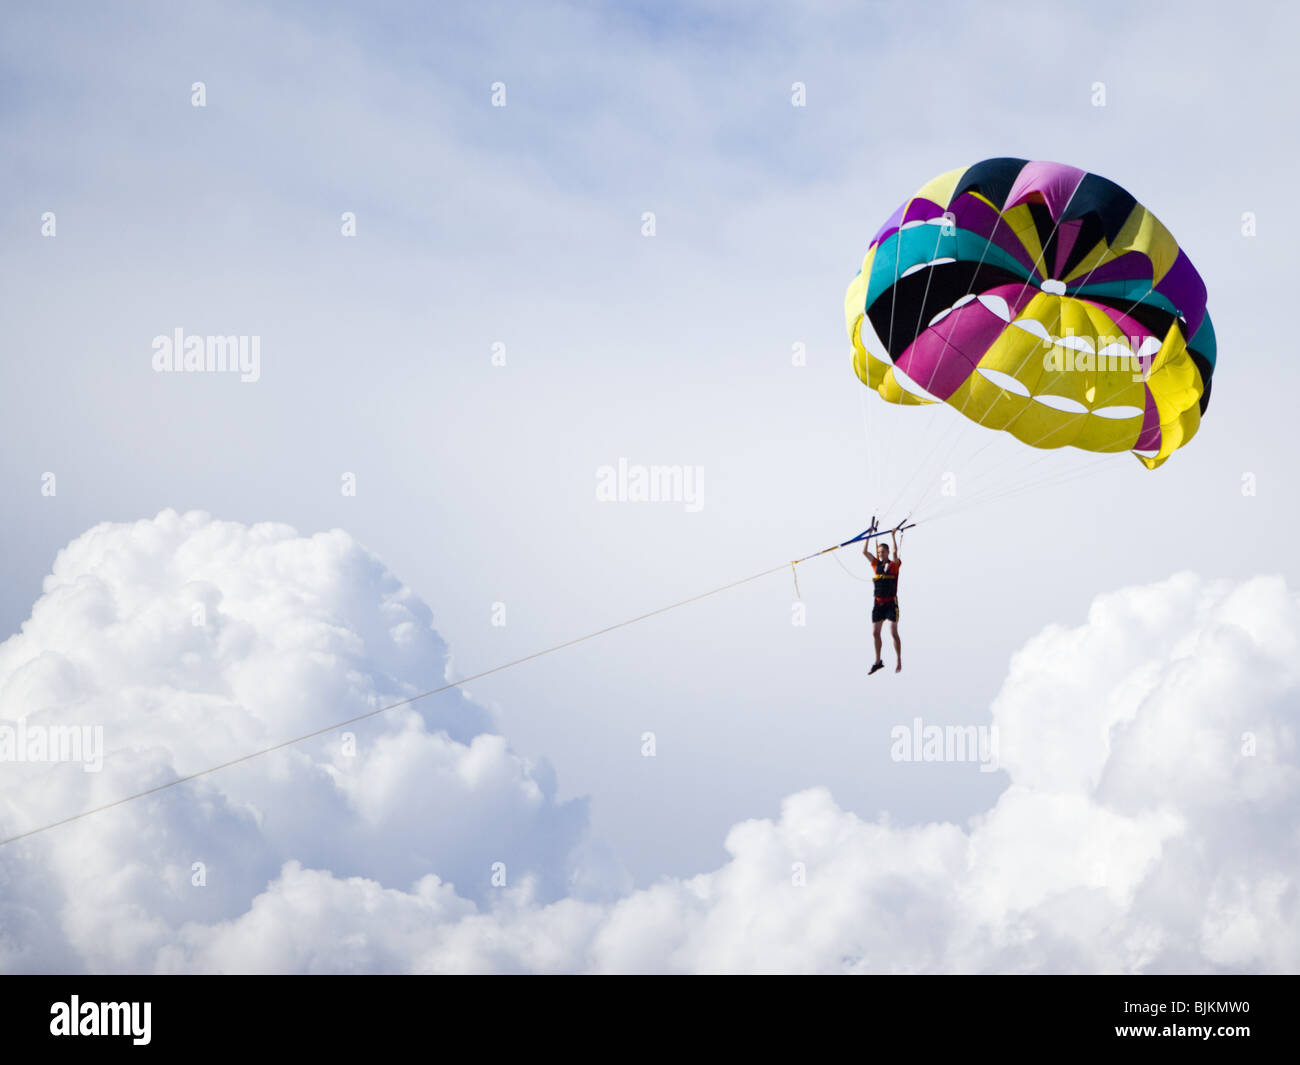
top-left (1, 0), bottom-right (1297, 971)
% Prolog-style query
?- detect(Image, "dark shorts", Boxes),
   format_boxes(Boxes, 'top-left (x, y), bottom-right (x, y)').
top-left (872, 598), bottom-right (899, 623)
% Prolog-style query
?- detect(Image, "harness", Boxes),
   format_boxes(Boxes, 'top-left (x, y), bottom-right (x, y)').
top-left (872, 559), bottom-right (899, 602)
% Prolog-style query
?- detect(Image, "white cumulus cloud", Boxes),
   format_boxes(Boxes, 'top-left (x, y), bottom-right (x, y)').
top-left (0, 510), bottom-right (600, 973)
top-left (2, 515), bottom-right (1297, 973)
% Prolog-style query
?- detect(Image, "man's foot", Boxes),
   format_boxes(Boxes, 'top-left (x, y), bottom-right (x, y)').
top-left (868, 661), bottom-right (885, 675)
top-left (895, 661), bottom-right (903, 673)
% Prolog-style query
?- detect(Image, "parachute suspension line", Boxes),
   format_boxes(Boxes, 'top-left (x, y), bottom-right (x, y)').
top-left (882, 220), bottom-right (974, 508)
top-left (915, 454), bottom-right (1115, 527)
top-left (951, 438), bottom-right (1087, 497)
top-left (910, 447), bottom-right (1051, 522)
top-left (861, 194), bottom-right (911, 517)
top-left (880, 211), bottom-right (1018, 516)
top-left (865, 189), bottom-right (1022, 525)
top-left (912, 464), bottom-right (1088, 527)
top-left (859, 378), bottom-right (876, 509)
top-left (905, 179), bottom-right (1182, 526)
top-left (854, 217), bottom-right (947, 519)
top-left (877, 404), bottom-right (965, 519)
top-left (908, 432), bottom-right (1107, 526)
top-left (896, 177), bottom-right (1096, 522)
top-left (907, 424), bottom-right (1121, 523)
top-left (949, 429), bottom-right (1026, 480)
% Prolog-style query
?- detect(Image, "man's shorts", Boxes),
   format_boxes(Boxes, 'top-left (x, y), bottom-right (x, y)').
top-left (872, 598), bottom-right (899, 623)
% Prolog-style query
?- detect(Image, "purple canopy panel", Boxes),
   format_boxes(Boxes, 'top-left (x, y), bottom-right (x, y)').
top-left (869, 200), bottom-right (908, 250)
top-left (900, 197), bottom-right (946, 227)
top-left (949, 193), bottom-right (1039, 275)
top-left (1052, 219), bottom-right (1084, 279)
top-left (1072, 251), bottom-right (1155, 287)
top-left (1154, 249), bottom-right (1208, 336)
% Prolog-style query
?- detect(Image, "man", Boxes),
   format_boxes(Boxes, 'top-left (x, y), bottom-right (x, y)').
top-left (864, 529), bottom-right (902, 675)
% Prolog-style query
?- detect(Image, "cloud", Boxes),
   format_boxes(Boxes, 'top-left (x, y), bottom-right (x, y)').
top-left (162, 574), bottom-right (1300, 974)
top-left (0, 510), bottom-right (601, 973)
top-left (2, 516), bottom-right (1297, 973)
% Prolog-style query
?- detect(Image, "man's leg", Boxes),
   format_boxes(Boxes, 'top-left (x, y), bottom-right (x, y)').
top-left (891, 618), bottom-right (902, 672)
top-left (872, 620), bottom-right (884, 665)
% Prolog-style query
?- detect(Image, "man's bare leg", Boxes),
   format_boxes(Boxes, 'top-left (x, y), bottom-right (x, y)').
top-left (870, 620), bottom-right (885, 674)
top-left (891, 621), bottom-right (902, 672)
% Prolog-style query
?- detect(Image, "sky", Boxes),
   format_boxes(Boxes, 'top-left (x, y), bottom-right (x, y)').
top-left (0, 0), bottom-right (1297, 973)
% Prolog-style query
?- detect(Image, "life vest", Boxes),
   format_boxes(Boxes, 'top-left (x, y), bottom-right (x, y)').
top-left (872, 558), bottom-right (900, 601)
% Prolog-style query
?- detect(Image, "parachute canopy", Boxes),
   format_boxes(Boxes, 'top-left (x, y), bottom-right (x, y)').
top-left (845, 158), bottom-right (1215, 469)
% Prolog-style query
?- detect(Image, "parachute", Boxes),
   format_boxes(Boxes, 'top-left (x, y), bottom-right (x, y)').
top-left (845, 158), bottom-right (1216, 470)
